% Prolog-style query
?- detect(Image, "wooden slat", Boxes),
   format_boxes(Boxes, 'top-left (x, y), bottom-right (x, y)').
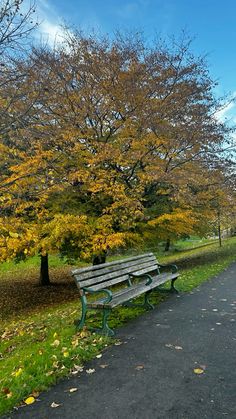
top-left (78, 260), bottom-right (157, 288)
top-left (131, 265), bottom-right (159, 277)
top-left (87, 272), bottom-right (179, 308)
top-left (71, 253), bottom-right (154, 276)
top-left (87, 282), bottom-right (150, 308)
top-left (84, 274), bottom-right (129, 291)
top-left (73, 255), bottom-right (156, 281)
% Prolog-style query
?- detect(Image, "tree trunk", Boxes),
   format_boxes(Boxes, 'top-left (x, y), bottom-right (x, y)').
top-left (164, 238), bottom-right (171, 252)
top-left (217, 210), bottom-right (222, 247)
top-left (39, 254), bottom-right (51, 285)
top-left (92, 251), bottom-right (107, 265)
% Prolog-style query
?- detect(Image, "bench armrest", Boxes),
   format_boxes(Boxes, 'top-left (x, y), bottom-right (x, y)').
top-left (82, 287), bottom-right (113, 303)
top-left (157, 263), bottom-right (178, 273)
top-left (129, 273), bottom-right (153, 286)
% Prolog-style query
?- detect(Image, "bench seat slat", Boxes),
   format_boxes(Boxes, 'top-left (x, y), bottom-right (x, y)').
top-left (87, 272), bottom-right (179, 309)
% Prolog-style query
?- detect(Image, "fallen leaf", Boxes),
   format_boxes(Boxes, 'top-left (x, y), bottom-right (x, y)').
top-left (46, 371), bottom-right (54, 376)
top-left (100, 364), bottom-right (108, 369)
top-left (24, 396), bottom-right (35, 405)
top-left (96, 354), bottom-right (102, 359)
top-left (194, 368), bottom-right (204, 375)
top-left (135, 365), bottom-right (144, 370)
top-left (165, 343), bottom-right (173, 348)
top-left (2, 388), bottom-right (12, 398)
top-left (73, 365), bottom-right (84, 372)
top-left (174, 346), bottom-right (183, 350)
top-left (69, 388), bottom-right (78, 393)
top-left (13, 368), bottom-right (23, 377)
top-left (79, 330), bottom-right (90, 338)
top-left (51, 402), bottom-right (61, 408)
top-left (86, 368), bottom-right (95, 374)
top-left (114, 341), bottom-right (122, 346)
top-left (51, 339), bottom-right (60, 347)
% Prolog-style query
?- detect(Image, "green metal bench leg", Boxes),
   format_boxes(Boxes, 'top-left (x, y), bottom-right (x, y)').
top-left (75, 295), bottom-right (87, 329)
top-left (171, 279), bottom-right (179, 293)
top-left (101, 308), bottom-right (115, 336)
top-left (144, 290), bottom-right (154, 309)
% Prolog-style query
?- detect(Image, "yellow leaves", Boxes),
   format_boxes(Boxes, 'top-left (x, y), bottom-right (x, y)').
top-left (9, 231), bottom-right (19, 238)
top-left (193, 368), bottom-right (204, 375)
top-left (148, 209), bottom-right (197, 239)
top-left (24, 396), bottom-right (36, 405)
top-left (51, 339), bottom-right (60, 347)
top-left (13, 368), bottom-right (23, 377)
top-left (63, 351), bottom-right (69, 358)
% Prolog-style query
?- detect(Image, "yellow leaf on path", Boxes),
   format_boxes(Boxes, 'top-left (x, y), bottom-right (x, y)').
top-left (69, 388), bottom-right (78, 393)
top-left (24, 396), bottom-right (35, 405)
top-left (194, 368), bottom-right (204, 375)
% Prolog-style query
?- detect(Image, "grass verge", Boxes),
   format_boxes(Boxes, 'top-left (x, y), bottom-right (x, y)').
top-left (0, 237), bottom-right (236, 415)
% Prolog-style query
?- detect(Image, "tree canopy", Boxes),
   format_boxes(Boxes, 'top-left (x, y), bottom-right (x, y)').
top-left (0, 25), bottom-right (235, 283)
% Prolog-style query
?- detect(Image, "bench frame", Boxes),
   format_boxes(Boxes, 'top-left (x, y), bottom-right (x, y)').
top-left (72, 253), bottom-right (179, 336)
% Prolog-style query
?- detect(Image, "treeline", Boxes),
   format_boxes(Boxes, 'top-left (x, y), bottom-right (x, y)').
top-left (0, 1), bottom-right (235, 284)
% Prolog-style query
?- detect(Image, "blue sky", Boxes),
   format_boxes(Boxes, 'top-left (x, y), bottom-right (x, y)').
top-left (34, 0), bottom-right (236, 124)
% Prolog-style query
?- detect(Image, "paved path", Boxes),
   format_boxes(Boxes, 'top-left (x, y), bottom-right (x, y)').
top-left (5, 263), bottom-right (236, 419)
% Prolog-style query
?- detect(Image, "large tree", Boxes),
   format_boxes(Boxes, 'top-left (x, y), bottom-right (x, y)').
top-left (0, 31), bottom-right (234, 283)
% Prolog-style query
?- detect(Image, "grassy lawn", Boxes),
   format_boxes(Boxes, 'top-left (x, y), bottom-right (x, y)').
top-left (0, 237), bottom-right (236, 415)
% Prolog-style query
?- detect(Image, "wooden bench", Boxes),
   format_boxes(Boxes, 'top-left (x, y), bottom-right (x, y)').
top-left (72, 252), bottom-right (179, 336)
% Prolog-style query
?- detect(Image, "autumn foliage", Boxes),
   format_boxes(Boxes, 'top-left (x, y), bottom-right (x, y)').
top-left (0, 27), bottom-right (235, 283)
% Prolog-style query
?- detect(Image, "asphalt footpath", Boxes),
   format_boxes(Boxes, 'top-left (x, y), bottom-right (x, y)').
top-left (4, 263), bottom-right (236, 419)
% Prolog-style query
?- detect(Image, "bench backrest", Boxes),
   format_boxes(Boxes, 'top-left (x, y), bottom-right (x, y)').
top-left (72, 253), bottom-right (158, 292)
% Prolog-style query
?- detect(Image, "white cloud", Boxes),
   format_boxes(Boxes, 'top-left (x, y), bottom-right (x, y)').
top-left (38, 20), bottom-right (65, 46)
top-left (33, 0), bottom-right (66, 46)
top-left (215, 101), bottom-right (235, 122)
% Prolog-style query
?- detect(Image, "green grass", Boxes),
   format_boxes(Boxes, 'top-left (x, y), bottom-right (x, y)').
top-left (0, 254), bottom-right (67, 276)
top-left (1, 237), bottom-right (236, 415)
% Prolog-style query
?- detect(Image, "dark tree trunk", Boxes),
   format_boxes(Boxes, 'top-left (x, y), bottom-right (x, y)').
top-left (39, 254), bottom-right (50, 285)
top-left (217, 210), bottom-right (222, 247)
top-left (92, 251), bottom-right (107, 265)
top-left (164, 238), bottom-right (170, 252)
